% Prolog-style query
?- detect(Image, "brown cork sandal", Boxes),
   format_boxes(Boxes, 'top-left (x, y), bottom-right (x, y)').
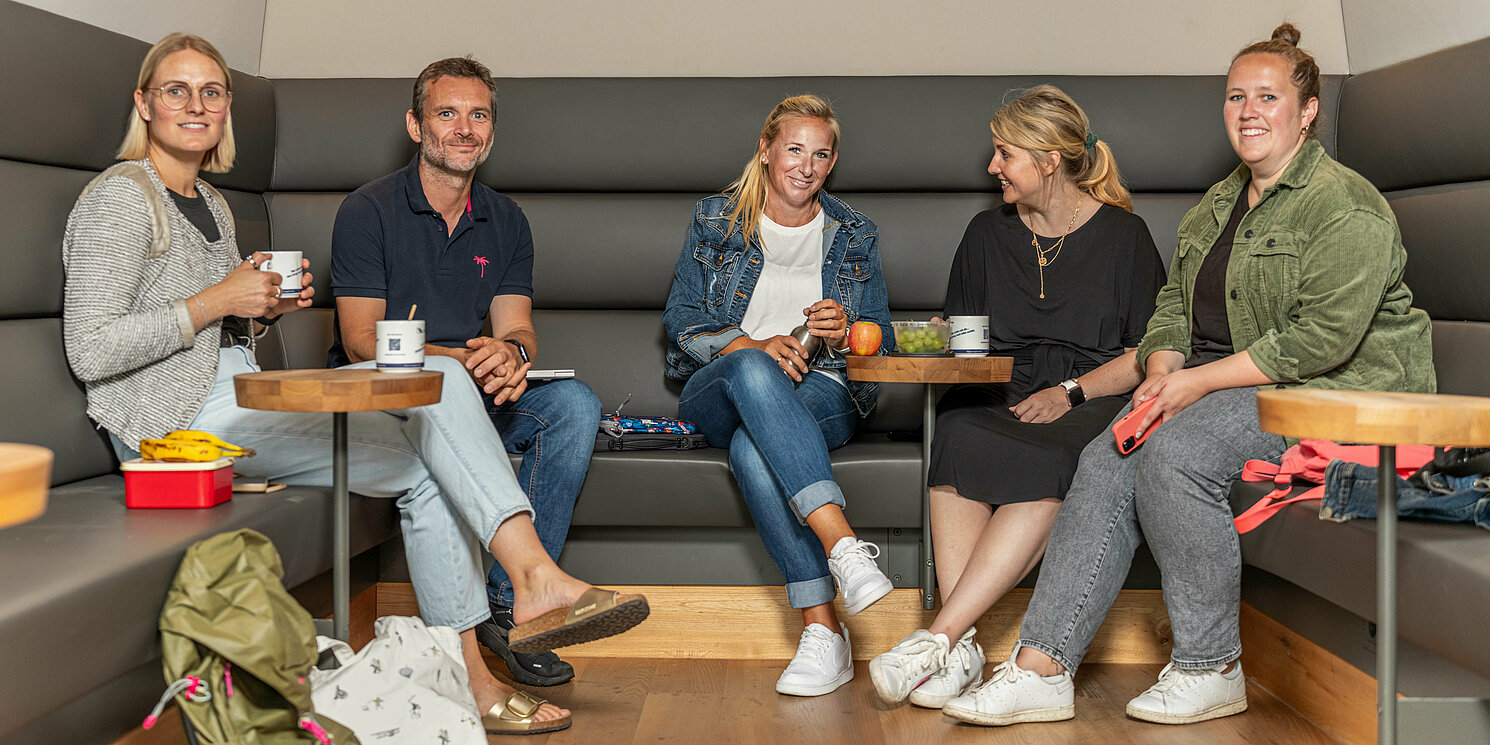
top-left (482, 690), bottom-right (572, 735)
top-left (508, 587), bottom-right (650, 653)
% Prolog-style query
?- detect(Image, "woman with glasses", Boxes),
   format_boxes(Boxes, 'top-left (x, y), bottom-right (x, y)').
top-left (62, 32), bottom-right (649, 736)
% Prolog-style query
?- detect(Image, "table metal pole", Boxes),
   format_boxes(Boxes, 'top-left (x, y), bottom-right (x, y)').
top-left (1377, 445), bottom-right (1397, 745)
top-left (333, 412), bottom-right (350, 642)
top-left (921, 384), bottom-right (936, 610)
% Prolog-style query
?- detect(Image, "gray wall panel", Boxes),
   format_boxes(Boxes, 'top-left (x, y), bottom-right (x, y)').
top-left (0, 1), bottom-right (274, 188)
top-left (1338, 36), bottom-right (1490, 190)
top-left (269, 75), bottom-right (1344, 195)
top-left (0, 161), bottom-right (92, 318)
top-left (0, 319), bottom-right (116, 484)
top-left (1388, 181), bottom-right (1490, 323)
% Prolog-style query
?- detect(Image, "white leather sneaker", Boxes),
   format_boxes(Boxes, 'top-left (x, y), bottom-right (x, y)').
top-left (827, 537), bottom-right (894, 615)
top-left (908, 627), bottom-right (984, 709)
top-left (942, 651), bottom-right (1074, 726)
top-left (868, 629), bottom-right (950, 703)
top-left (776, 623), bottom-right (854, 697)
top-left (1125, 662), bottom-right (1248, 724)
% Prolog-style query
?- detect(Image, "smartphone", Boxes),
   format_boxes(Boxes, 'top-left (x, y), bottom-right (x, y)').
top-left (525, 369), bottom-right (576, 381)
top-left (1113, 398), bottom-right (1160, 455)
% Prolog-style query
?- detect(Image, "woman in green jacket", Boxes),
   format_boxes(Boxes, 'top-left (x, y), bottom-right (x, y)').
top-left (940, 23), bottom-right (1434, 728)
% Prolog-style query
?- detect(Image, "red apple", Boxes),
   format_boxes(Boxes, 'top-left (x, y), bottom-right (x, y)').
top-left (848, 321), bottom-right (882, 356)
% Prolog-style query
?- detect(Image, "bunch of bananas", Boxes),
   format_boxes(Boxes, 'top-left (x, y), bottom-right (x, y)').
top-left (139, 430), bottom-right (256, 462)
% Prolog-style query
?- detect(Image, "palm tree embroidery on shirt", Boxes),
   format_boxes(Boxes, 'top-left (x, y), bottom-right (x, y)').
top-left (474, 256), bottom-right (489, 278)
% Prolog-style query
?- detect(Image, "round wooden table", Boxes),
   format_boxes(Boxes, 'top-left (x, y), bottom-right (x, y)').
top-left (845, 355), bottom-right (1013, 608)
top-left (235, 369), bottom-right (443, 640)
top-left (1255, 389), bottom-right (1490, 745)
top-left (0, 443), bottom-right (53, 528)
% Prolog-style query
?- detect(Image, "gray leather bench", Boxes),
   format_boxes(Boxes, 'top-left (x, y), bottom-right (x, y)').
top-left (1, 1), bottom-right (1487, 743)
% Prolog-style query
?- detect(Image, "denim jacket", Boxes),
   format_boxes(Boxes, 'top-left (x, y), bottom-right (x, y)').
top-left (663, 191), bottom-right (893, 417)
top-left (1137, 140), bottom-right (1435, 394)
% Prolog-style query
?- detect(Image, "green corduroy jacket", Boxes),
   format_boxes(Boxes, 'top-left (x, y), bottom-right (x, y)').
top-left (1137, 139), bottom-right (1436, 394)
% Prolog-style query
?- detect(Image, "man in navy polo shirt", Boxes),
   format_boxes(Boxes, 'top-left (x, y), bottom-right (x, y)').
top-left (328, 57), bottom-right (600, 687)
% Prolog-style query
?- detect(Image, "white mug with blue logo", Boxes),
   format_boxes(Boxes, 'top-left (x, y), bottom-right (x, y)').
top-left (260, 251), bottom-right (303, 298)
top-left (948, 315), bottom-right (989, 357)
top-left (375, 320), bottom-right (425, 372)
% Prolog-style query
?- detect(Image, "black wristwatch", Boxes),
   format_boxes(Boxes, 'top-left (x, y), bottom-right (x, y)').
top-left (504, 339), bottom-right (530, 364)
top-left (1060, 378), bottom-right (1086, 407)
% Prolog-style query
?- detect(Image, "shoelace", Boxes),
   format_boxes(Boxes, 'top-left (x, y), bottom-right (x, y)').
top-left (894, 634), bottom-right (949, 671)
top-left (1147, 663), bottom-right (1209, 693)
top-left (793, 627), bottom-right (837, 664)
top-left (949, 639), bottom-right (977, 674)
top-left (970, 660), bottom-right (1031, 699)
top-left (836, 540), bottom-right (881, 566)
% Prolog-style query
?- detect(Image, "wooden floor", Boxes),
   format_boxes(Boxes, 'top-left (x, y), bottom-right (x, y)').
top-left (124, 658), bottom-right (1336, 745)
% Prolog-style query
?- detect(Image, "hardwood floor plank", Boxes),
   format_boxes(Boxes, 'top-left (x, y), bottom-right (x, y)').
top-left (379, 584), bottom-right (1173, 663)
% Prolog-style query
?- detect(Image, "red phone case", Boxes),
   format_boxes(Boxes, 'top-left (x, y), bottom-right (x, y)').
top-left (1113, 398), bottom-right (1160, 454)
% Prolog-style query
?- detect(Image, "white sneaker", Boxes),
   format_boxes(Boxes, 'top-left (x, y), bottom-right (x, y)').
top-left (776, 623), bottom-right (854, 696)
top-left (868, 629), bottom-right (950, 703)
top-left (909, 627), bottom-right (984, 709)
top-left (828, 537), bottom-right (893, 615)
top-left (942, 651), bottom-right (1074, 726)
top-left (1125, 662), bottom-right (1247, 724)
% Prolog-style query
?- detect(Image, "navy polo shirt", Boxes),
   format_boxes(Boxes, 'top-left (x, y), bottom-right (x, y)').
top-left (327, 157), bottom-right (534, 367)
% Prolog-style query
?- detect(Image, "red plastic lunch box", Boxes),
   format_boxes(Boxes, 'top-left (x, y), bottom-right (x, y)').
top-left (121, 458), bottom-right (234, 509)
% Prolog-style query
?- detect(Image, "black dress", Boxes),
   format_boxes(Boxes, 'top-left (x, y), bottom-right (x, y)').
top-left (929, 203), bottom-right (1166, 504)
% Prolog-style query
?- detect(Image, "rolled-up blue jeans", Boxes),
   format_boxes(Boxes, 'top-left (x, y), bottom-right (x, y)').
top-left (483, 378), bottom-right (602, 607)
top-left (112, 347), bottom-right (534, 632)
top-left (678, 349), bottom-right (858, 609)
top-left (1016, 387), bottom-right (1286, 672)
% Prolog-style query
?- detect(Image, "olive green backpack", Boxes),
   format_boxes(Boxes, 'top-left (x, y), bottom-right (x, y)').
top-left (144, 529), bottom-right (359, 744)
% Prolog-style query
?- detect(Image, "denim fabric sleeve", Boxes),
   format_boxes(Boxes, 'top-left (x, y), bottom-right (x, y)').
top-left (1245, 209), bottom-right (1397, 383)
top-left (854, 226), bottom-right (895, 354)
top-left (662, 206), bottom-right (746, 365)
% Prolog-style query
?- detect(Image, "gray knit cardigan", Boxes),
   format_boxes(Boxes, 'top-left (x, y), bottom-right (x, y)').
top-left (62, 159), bottom-right (248, 447)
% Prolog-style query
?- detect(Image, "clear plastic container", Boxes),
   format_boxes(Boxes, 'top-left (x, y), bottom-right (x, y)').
top-left (891, 320), bottom-right (951, 355)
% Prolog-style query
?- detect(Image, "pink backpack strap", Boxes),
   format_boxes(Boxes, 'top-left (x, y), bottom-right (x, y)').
top-left (1233, 442), bottom-right (1438, 534)
top-left (1234, 484), bottom-right (1325, 534)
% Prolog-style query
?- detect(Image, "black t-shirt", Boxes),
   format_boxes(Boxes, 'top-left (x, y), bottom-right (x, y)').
top-left (167, 188), bottom-right (221, 243)
top-left (1187, 189), bottom-right (1249, 367)
top-left (943, 203), bottom-right (1166, 377)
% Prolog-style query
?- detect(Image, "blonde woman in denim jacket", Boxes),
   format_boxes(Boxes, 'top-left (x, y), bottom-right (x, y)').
top-left (945, 24), bottom-right (1434, 728)
top-left (663, 95), bottom-right (894, 697)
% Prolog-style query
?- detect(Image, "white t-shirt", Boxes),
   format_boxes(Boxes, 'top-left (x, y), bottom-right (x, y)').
top-left (740, 210), bottom-right (825, 340)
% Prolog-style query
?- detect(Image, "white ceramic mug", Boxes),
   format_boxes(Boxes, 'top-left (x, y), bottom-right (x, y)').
top-left (948, 315), bottom-right (990, 357)
top-left (260, 251), bottom-right (304, 298)
top-left (375, 320), bottom-right (425, 372)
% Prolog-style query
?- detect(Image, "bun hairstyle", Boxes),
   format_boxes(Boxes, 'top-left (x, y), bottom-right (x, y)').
top-left (723, 94), bottom-right (842, 247)
top-left (1233, 23), bottom-right (1322, 137)
top-left (117, 33), bottom-right (236, 173)
top-left (989, 85), bottom-right (1132, 211)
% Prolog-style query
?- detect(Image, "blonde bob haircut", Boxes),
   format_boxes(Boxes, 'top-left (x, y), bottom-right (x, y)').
top-left (989, 85), bottom-right (1132, 211)
top-left (723, 94), bottom-right (841, 248)
top-left (116, 32), bottom-right (236, 174)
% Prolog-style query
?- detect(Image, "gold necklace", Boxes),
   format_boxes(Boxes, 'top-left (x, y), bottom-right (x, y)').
top-left (1030, 202), bottom-right (1082, 299)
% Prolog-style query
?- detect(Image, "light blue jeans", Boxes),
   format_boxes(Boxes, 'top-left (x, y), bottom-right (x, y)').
top-left (484, 379), bottom-right (602, 607)
top-left (112, 347), bottom-right (533, 632)
top-left (678, 348), bottom-right (859, 609)
top-left (1016, 387), bottom-right (1287, 672)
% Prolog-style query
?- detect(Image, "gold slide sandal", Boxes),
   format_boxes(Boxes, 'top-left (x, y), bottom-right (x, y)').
top-left (508, 587), bottom-right (650, 653)
top-left (483, 690), bottom-right (571, 735)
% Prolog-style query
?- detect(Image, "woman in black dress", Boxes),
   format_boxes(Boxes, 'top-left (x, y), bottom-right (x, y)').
top-left (870, 85), bottom-right (1165, 707)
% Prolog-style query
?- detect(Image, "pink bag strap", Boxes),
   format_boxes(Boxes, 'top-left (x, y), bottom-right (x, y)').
top-left (1233, 442), bottom-right (1437, 535)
